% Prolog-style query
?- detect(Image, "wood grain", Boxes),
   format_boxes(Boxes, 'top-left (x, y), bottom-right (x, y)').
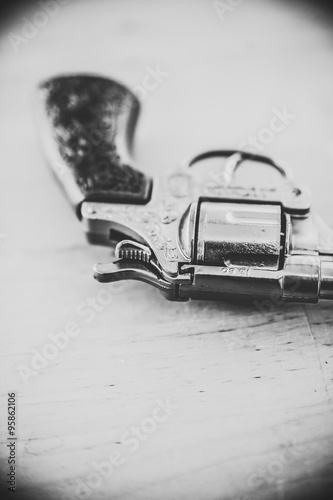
top-left (0, 1), bottom-right (333, 499)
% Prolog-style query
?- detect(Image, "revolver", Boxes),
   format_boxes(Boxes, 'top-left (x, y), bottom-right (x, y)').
top-left (37, 74), bottom-right (333, 303)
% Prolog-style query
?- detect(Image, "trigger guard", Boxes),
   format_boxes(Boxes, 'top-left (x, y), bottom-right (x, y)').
top-left (182, 149), bottom-right (293, 184)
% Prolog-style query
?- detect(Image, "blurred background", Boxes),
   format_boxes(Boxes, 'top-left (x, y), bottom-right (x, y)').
top-left (1, 0), bottom-right (333, 230)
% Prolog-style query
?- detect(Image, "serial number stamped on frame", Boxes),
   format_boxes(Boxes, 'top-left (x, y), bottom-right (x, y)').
top-left (220, 266), bottom-right (250, 277)
top-left (7, 392), bottom-right (17, 493)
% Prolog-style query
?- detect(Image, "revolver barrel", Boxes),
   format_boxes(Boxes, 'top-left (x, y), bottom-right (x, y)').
top-left (320, 258), bottom-right (333, 300)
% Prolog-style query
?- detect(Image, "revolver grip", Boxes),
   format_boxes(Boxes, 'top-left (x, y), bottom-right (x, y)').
top-left (37, 74), bottom-right (152, 217)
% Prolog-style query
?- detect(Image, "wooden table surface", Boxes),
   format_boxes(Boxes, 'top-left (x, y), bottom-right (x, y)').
top-left (1, 1), bottom-right (333, 499)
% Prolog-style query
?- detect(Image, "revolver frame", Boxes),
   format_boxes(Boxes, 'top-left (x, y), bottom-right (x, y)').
top-left (83, 150), bottom-right (333, 303)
